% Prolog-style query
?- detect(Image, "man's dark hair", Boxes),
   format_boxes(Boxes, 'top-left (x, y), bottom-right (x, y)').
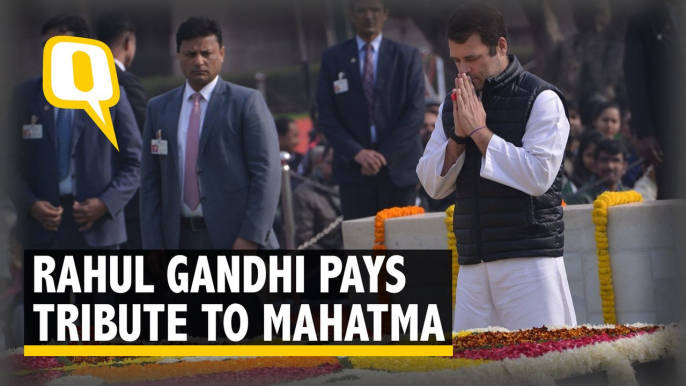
top-left (96, 12), bottom-right (135, 47)
top-left (594, 139), bottom-right (628, 161)
top-left (425, 96), bottom-right (442, 109)
top-left (274, 116), bottom-right (294, 136)
top-left (446, 2), bottom-right (507, 56)
top-left (175, 17), bottom-right (222, 53)
top-left (41, 14), bottom-right (90, 38)
top-left (349, 0), bottom-right (387, 10)
top-left (567, 99), bottom-right (579, 114)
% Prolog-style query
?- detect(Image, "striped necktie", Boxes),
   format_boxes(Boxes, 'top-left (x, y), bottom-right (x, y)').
top-left (56, 108), bottom-right (72, 180)
top-left (363, 43), bottom-right (375, 125)
top-left (184, 92), bottom-right (202, 210)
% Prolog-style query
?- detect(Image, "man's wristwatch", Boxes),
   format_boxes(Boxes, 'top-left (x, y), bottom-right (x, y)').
top-left (450, 130), bottom-right (470, 144)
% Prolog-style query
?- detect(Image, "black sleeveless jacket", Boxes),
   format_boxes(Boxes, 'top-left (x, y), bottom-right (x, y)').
top-left (442, 55), bottom-right (567, 265)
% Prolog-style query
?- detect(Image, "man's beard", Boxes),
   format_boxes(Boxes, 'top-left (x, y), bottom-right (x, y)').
top-left (480, 56), bottom-right (506, 88)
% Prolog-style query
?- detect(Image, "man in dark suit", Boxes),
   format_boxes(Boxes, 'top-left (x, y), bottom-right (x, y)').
top-left (624, 0), bottom-right (686, 199)
top-left (316, 0), bottom-right (425, 220)
top-left (140, 17), bottom-right (280, 251)
top-left (96, 12), bottom-right (148, 249)
top-left (96, 12), bottom-right (147, 138)
top-left (14, 14), bottom-right (142, 250)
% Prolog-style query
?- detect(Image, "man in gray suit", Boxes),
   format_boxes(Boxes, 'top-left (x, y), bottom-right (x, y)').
top-left (140, 17), bottom-right (281, 251)
top-left (15, 15), bottom-right (141, 250)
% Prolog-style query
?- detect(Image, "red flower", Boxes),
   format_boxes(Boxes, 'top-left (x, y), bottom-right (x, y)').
top-left (2, 355), bottom-right (63, 371)
top-left (452, 331), bottom-right (654, 361)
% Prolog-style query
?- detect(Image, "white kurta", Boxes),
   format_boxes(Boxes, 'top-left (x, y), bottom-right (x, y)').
top-left (416, 90), bottom-right (577, 331)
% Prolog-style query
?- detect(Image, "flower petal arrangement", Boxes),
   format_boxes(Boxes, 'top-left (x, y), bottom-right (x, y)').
top-left (2, 324), bottom-right (678, 386)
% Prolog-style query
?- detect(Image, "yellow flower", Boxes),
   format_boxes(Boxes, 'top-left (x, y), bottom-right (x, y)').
top-left (593, 191), bottom-right (642, 324)
top-left (445, 205), bottom-right (460, 309)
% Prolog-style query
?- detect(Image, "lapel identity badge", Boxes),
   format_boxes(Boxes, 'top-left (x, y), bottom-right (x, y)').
top-left (334, 72), bottom-right (349, 94)
top-left (22, 115), bottom-right (43, 140)
top-left (151, 129), bottom-right (168, 155)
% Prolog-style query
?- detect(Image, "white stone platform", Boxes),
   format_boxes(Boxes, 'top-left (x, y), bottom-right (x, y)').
top-left (342, 200), bottom-right (686, 325)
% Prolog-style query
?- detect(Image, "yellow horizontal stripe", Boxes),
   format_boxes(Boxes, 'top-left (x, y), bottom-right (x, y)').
top-left (24, 345), bottom-right (452, 357)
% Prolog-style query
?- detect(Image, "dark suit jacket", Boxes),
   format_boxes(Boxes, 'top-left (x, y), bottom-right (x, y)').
top-left (116, 67), bottom-right (147, 225)
top-left (316, 37), bottom-right (425, 187)
top-left (116, 67), bottom-right (147, 133)
top-left (14, 76), bottom-right (142, 248)
top-left (624, 1), bottom-right (685, 141)
top-left (140, 77), bottom-right (281, 249)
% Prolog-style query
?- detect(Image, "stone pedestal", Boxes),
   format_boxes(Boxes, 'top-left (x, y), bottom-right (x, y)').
top-left (342, 200), bottom-right (686, 325)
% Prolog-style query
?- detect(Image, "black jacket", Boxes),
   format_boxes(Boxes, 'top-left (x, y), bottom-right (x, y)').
top-left (293, 180), bottom-right (342, 250)
top-left (116, 67), bottom-right (147, 238)
top-left (624, 2), bottom-right (686, 199)
top-left (116, 67), bottom-right (147, 134)
top-left (442, 55), bottom-right (567, 265)
top-left (624, 1), bottom-right (685, 141)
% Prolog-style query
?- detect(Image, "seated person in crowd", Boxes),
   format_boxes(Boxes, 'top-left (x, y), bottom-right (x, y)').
top-left (293, 145), bottom-right (342, 250)
top-left (563, 130), bottom-right (605, 196)
top-left (568, 100), bottom-right (585, 141)
top-left (273, 116), bottom-right (305, 247)
top-left (275, 116), bottom-right (303, 172)
top-left (579, 92), bottom-right (608, 129)
top-left (562, 100), bottom-right (584, 193)
top-left (565, 139), bottom-right (629, 204)
top-left (425, 96), bottom-right (442, 116)
top-left (591, 102), bottom-right (642, 187)
top-left (592, 101), bottom-right (622, 140)
top-left (420, 108), bottom-right (438, 149)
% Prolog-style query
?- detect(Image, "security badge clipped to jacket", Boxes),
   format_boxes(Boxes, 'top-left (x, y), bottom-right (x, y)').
top-left (333, 72), bottom-right (349, 94)
top-left (22, 115), bottom-right (43, 140)
top-left (151, 129), bottom-right (168, 155)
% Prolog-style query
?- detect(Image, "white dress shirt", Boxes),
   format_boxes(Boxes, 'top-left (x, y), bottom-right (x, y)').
top-left (177, 75), bottom-right (219, 217)
top-left (416, 90), bottom-right (570, 198)
top-left (356, 33), bottom-right (382, 144)
top-left (113, 58), bottom-right (126, 72)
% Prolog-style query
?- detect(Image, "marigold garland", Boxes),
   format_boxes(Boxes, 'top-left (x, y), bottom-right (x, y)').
top-left (444, 205), bottom-right (460, 309)
top-left (371, 206), bottom-right (425, 333)
top-left (591, 191), bottom-right (643, 324)
top-left (372, 206), bottom-right (425, 250)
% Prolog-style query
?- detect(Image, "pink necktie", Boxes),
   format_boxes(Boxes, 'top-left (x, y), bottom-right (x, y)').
top-left (184, 92), bottom-right (202, 210)
top-left (363, 43), bottom-right (375, 125)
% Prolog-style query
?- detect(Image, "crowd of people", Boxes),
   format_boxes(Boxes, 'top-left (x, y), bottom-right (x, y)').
top-left (0, 0), bottom-right (682, 348)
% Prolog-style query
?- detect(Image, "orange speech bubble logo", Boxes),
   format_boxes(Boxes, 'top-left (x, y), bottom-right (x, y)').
top-left (43, 36), bottom-right (121, 150)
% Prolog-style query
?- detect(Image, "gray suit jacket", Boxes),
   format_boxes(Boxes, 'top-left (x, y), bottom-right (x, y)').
top-left (14, 77), bottom-right (142, 248)
top-left (140, 77), bottom-right (281, 249)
